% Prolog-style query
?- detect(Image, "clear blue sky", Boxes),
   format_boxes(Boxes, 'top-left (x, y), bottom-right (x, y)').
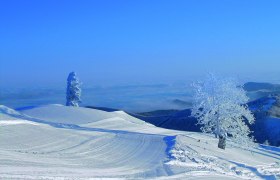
top-left (1, 0), bottom-right (280, 87)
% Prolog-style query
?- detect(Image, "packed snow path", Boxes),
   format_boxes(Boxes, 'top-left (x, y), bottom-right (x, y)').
top-left (0, 104), bottom-right (279, 179)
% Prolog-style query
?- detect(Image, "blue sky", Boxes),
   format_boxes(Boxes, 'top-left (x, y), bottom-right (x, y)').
top-left (1, 0), bottom-right (280, 87)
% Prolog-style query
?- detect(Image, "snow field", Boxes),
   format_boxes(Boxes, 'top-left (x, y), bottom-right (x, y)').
top-left (0, 104), bottom-right (279, 179)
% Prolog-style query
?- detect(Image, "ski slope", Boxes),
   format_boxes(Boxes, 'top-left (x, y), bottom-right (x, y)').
top-left (0, 104), bottom-right (279, 179)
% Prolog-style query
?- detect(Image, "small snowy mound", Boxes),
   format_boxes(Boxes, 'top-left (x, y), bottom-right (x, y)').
top-left (19, 104), bottom-right (147, 126)
top-left (18, 104), bottom-right (115, 124)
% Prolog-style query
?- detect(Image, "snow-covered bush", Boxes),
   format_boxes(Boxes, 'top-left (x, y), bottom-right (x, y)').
top-left (66, 72), bottom-right (81, 107)
top-left (263, 140), bottom-right (270, 146)
top-left (191, 73), bottom-right (255, 149)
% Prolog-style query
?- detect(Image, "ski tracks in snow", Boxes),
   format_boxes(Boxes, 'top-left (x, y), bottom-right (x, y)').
top-left (166, 135), bottom-right (280, 179)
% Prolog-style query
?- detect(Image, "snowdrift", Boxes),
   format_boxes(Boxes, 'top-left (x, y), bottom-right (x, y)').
top-left (0, 104), bottom-right (279, 179)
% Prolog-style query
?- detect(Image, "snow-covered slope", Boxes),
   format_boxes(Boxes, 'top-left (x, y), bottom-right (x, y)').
top-left (0, 104), bottom-right (279, 179)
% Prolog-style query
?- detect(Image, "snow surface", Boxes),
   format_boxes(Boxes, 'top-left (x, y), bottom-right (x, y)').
top-left (0, 104), bottom-right (279, 179)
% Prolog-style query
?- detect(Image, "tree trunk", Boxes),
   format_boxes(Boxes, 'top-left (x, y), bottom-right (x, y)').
top-left (218, 135), bottom-right (226, 149)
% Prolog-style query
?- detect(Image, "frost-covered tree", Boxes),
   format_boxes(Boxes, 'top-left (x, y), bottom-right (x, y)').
top-left (191, 74), bottom-right (255, 149)
top-left (66, 72), bottom-right (81, 107)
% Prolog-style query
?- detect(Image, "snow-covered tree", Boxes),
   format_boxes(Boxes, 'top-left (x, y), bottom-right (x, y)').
top-left (66, 72), bottom-right (81, 107)
top-left (191, 74), bottom-right (255, 149)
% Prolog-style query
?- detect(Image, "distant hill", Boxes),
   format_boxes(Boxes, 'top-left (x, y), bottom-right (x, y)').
top-left (85, 106), bottom-right (120, 112)
top-left (248, 95), bottom-right (280, 146)
top-left (131, 109), bottom-right (201, 132)
top-left (172, 99), bottom-right (192, 107)
top-left (244, 82), bottom-right (280, 101)
top-left (244, 82), bottom-right (280, 92)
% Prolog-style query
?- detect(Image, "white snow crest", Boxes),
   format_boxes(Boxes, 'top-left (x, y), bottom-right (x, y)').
top-left (0, 120), bottom-right (40, 126)
top-left (0, 105), bottom-right (22, 116)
